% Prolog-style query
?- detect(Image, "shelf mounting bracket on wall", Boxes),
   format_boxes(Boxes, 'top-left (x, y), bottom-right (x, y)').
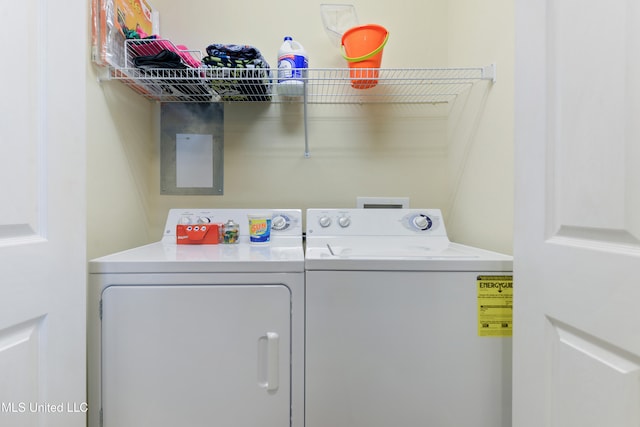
top-left (482, 63), bottom-right (497, 84)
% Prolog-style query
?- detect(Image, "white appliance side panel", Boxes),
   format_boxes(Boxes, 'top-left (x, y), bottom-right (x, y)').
top-left (101, 285), bottom-right (291, 427)
top-left (305, 271), bottom-right (512, 427)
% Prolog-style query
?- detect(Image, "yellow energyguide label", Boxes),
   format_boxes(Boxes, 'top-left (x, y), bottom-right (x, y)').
top-left (477, 275), bottom-right (513, 337)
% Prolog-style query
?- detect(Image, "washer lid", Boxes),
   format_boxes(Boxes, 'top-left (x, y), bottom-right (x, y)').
top-left (305, 238), bottom-right (512, 271)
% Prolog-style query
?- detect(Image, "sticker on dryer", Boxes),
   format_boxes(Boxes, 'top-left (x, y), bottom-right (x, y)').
top-left (477, 275), bottom-right (513, 337)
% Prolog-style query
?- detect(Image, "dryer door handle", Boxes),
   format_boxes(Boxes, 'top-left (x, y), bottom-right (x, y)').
top-left (258, 332), bottom-right (279, 392)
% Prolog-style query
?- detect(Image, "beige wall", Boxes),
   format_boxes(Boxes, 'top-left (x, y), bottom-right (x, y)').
top-left (87, 0), bottom-right (514, 258)
top-left (446, 0), bottom-right (515, 252)
top-left (86, 68), bottom-right (154, 259)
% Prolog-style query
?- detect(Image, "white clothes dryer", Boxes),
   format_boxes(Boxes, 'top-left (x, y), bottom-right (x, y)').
top-left (305, 208), bottom-right (513, 427)
top-left (88, 209), bottom-right (304, 427)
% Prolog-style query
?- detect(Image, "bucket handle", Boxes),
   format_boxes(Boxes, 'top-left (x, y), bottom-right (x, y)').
top-left (341, 30), bottom-right (389, 63)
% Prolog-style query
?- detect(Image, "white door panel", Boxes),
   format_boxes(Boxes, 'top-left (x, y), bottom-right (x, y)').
top-left (0, 0), bottom-right (86, 425)
top-left (514, 0), bottom-right (640, 425)
top-left (0, 318), bottom-right (43, 426)
top-left (548, 319), bottom-right (640, 426)
top-left (0, 1), bottom-right (39, 237)
top-left (549, 0), bottom-right (640, 239)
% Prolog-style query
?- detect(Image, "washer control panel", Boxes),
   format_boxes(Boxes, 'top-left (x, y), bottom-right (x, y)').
top-left (306, 209), bottom-right (447, 237)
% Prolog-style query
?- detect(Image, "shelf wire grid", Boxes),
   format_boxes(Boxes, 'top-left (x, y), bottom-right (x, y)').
top-left (108, 39), bottom-right (491, 104)
top-left (110, 66), bottom-right (487, 104)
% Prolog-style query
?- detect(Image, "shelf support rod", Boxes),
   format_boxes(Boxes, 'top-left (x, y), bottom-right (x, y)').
top-left (303, 79), bottom-right (310, 158)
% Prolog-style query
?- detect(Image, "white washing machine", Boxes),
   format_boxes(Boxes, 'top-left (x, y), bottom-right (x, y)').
top-left (305, 208), bottom-right (513, 427)
top-left (87, 209), bottom-right (304, 427)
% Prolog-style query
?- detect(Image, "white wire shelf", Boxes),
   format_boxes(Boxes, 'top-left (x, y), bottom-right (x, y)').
top-left (107, 65), bottom-right (495, 104)
top-left (104, 38), bottom-right (495, 104)
top-left (102, 39), bottom-right (496, 157)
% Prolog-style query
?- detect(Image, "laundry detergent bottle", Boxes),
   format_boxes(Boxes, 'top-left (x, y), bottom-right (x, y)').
top-left (277, 36), bottom-right (308, 97)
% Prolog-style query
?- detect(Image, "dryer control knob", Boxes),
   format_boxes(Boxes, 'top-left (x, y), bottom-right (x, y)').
top-left (413, 214), bottom-right (433, 230)
top-left (272, 215), bottom-right (288, 230)
top-left (319, 216), bottom-right (332, 228)
top-left (338, 216), bottom-right (351, 228)
top-left (197, 216), bottom-right (212, 224)
top-left (179, 216), bottom-right (192, 225)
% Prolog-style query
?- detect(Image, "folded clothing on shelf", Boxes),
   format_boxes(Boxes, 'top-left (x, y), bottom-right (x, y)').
top-left (203, 44), bottom-right (272, 101)
top-left (131, 50), bottom-right (212, 102)
top-left (129, 38), bottom-right (203, 69)
top-left (133, 49), bottom-right (187, 70)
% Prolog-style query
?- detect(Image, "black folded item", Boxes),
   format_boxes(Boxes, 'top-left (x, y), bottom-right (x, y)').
top-left (132, 50), bottom-right (212, 101)
top-left (133, 49), bottom-right (187, 70)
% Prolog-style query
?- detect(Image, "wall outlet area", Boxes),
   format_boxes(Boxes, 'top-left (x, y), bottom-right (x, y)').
top-left (356, 197), bottom-right (410, 209)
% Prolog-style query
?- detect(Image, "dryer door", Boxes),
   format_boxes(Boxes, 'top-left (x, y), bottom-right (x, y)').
top-left (101, 284), bottom-right (291, 427)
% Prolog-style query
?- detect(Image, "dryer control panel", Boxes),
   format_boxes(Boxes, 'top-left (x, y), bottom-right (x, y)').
top-left (306, 209), bottom-right (447, 237)
top-left (162, 209), bottom-right (302, 242)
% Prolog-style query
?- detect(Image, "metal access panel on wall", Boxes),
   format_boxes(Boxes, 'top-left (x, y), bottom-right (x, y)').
top-left (160, 103), bottom-right (224, 195)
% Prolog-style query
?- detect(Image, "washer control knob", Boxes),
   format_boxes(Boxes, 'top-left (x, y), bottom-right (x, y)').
top-left (318, 216), bottom-right (332, 228)
top-left (272, 215), bottom-right (288, 230)
top-left (413, 214), bottom-right (433, 231)
top-left (179, 216), bottom-right (192, 225)
top-left (338, 216), bottom-right (351, 228)
top-left (197, 216), bottom-right (212, 224)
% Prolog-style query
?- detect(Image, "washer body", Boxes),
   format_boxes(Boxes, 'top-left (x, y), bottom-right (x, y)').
top-left (88, 209), bottom-right (304, 427)
top-left (305, 209), bottom-right (513, 427)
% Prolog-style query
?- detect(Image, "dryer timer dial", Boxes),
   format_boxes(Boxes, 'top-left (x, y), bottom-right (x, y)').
top-left (271, 215), bottom-right (290, 230)
top-left (412, 214), bottom-right (433, 231)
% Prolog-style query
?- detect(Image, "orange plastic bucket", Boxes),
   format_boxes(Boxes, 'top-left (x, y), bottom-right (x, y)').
top-left (341, 24), bottom-right (389, 89)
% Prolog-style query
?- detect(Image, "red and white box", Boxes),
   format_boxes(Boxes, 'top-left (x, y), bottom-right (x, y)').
top-left (176, 223), bottom-right (220, 244)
